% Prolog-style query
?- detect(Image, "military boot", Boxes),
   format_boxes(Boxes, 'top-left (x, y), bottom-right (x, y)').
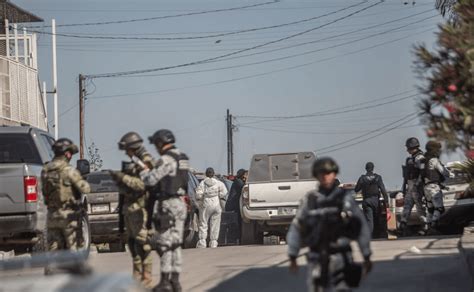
top-left (398, 222), bottom-right (408, 237)
top-left (153, 272), bottom-right (172, 292)
top-left (170, 272), bottom-right (182, 292)
top-left (132, 259), bottom-right (142, 281)
top-left (142, 263), bottom-right (153, 289)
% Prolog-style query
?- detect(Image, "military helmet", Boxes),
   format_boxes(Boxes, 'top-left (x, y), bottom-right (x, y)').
top-left (148, 129), bottom-right (175, 145)
top-left (425, 140), bottom-right (442, 152)
top-left (405, 137), bottom-right (420, 149)
top-left (118, 132), bottom-right (143, 150)
top-left (52, 138), bottom-right (78, 155)
top-left (312, 157), bottom-right (339, 177)
top-left (365, 162), bottom-right (374, 172)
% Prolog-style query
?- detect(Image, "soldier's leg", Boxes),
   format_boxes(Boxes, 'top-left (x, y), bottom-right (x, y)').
top-left (134, 209), bottom-right (153, 287)
top-left (362, 200), bottom-right (374, 234)
top-left (209, 205), bottom-right (222, 248)
top-left (424, 185), bottom-right (435, 226)
top-left (128, 237), bottom-right (143, 281)
top-left (169, 198), bottom-right (186, 292)
top-left (431, 186), bottom-right (444, 226)
top-left (47, 228), bottom-right (62, 252)
top-left (63, 220), bottom-right (78, 251)
top-left (197, 202), bottom-right (210, 248)
top-left (401, 191), bottom-right (415, 224)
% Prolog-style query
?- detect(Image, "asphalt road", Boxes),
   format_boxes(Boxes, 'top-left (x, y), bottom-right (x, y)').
top-left (86, 235), bottom-right (472, 291)
top-left (1, 235), bottom-right (472, 291)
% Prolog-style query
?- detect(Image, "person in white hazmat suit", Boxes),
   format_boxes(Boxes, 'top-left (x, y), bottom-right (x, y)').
top-left (195, 167), bottom-right (227, 248)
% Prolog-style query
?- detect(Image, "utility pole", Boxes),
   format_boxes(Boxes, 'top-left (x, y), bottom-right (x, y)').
top-left (226, 109), bottom-right (234, 176)
top-left (52, 19), bottom-right (58, 139)
top-left (79, 74), bottom-right (86, 159)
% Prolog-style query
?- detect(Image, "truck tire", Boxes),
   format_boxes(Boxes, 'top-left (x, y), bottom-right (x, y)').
top-left (78, 213), bottom-right (91, 257)
top-left (32, 227), bottom-right (48, 253)
top-left (109, 241), bottom-right (126, 252)
top-left (183, 212), bottom-right (199, 249)
top-left (241, 220), bottom-right (263, 245)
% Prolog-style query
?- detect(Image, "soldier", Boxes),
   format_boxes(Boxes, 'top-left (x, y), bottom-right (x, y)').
top-left (422, 141), bottom-right (452, 232)
top-left (400, 137), bottom-right (427, 235)
top-left (287, 157), bottom-right (372, 291)
top-left (140, 129), bottom-right (189, 292)
top-left (109, 132), bottom-right (153, 287)
top-left (41, 138), bottom-right (90, 252)
top-left (354, 162), bottom-right (389, 235)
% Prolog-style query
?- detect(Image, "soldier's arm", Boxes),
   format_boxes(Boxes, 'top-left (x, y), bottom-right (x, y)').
top-left (195, 180), bottom-right (205, 200)
top-left (347, 196), bottom-right (372, 259)
top-left (68, 167), bottom-right (91, 196)
top-left (140, 157), bottom-right (174, 187)
top-left (354, 176), bottom-right (363, 193)
top-left (287, 194), bottom-right (310, 258)
top-left (120, 174), bottom-right (145, 192)
top-left (433, 159), bottom-right (451, 178)
top-left (40, 169), bottom-right (49, 205)
top-left (377, 175), bottom-right (389, 204)
top-left (219, 181), bottom-right (227, 199)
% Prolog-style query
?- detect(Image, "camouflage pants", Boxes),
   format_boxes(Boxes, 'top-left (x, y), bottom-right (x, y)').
top-left (401, 180), bottom-right (426, 224)
top-left (424, 183), bottom-right (444, 224)
top-left (306, 252), bottom-right (348, 292)
top-left (46, 210), bottom-right (78, 251)
top-left (124, 204), bottom-right (152, 277)
top-left (152, 197), bottom-right (187, 273)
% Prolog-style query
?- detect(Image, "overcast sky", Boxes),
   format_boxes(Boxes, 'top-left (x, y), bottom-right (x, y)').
top-left (15, 0), bottom-right (463, 189)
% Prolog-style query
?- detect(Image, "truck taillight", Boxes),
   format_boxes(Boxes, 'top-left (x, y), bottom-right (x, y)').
top-left (24, 176), bottom-right (38, 202)
top-left (242, 185), bottom-right (249, 207)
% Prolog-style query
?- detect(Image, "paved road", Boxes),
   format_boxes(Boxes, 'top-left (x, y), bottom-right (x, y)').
top-left (86, 235), bottom-right (472, 291)
top-left (1, 235), bottom-right (472, 291)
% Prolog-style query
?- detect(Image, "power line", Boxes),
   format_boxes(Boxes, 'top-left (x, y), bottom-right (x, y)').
top-left (316, 115), bottom-right (421, 154)
top-left (89, 28), bottom-right (431, 100)
top-left (25, 1), bottom-right (281, 28)
top-left (86, 1), bottom-right (383, 78)
top-left (315, 112), bottom-right (419, 153)
top-left (116, 16), bottom-right (436, 79)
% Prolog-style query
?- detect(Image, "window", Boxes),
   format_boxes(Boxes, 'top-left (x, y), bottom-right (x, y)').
top-left (40, 134), bottom-right (55, 160)
top-left (86, 173), bottom-right (119, 193)
top-left (0, 134), bottom-right (42, 164)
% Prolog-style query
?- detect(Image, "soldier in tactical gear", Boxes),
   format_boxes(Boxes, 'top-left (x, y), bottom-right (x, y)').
top-left (110, 132), bottom-right (154, 288)
top-left (422, 141), bottom-right (452, 231)
top-left (400, 137), bottom-right (427, 235)
top-left (41, 138), bottom-right (90, 252)
top-left (287, 157), bottom-right (372, 292)
top-left (354, 162), bottom-right (389, 236)
top-left (140, 129), bottom-right (189, 292)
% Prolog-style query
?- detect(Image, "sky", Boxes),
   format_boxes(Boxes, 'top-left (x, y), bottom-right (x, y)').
top-left (13, 0), bottom-right (463, 189)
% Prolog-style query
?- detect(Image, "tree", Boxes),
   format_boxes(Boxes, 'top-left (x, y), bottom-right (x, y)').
top-left (435, 0), bottom-right (459, 22)
top-left (87, 142), bottom-right (103, 172)
top-left (413, 0), bottom-right (474, 159)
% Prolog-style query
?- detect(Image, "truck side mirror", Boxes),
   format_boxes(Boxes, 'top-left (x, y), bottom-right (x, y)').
top-left (77, 159), bottom-right (90, 176)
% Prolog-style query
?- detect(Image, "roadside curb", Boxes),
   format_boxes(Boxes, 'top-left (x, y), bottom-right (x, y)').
top-left (459, 224), bottom-right (474, 287)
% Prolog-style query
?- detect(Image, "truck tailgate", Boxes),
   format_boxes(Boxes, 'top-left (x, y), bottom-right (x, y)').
top-left (0, 164), bottom-right (30, 214)
top-left (249, 181), bottom-right (316, 208)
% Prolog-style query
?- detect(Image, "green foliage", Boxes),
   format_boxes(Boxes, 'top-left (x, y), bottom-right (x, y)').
top-left (414, 0), bottom-right (474, 157)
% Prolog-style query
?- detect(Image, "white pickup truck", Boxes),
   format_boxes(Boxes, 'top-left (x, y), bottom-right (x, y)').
top-left (240, 152), bottom-right (317, 244)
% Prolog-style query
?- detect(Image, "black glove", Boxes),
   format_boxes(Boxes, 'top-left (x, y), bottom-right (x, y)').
top-left (109, 170), bottom-right (125, 181)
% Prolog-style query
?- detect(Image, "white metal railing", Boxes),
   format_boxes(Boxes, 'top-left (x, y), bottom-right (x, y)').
top-left (0, 55), bottom-right (47, 130)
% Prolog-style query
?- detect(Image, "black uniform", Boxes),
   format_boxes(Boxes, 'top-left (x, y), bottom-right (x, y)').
top-left (354, 172), bottom-right (388, 234)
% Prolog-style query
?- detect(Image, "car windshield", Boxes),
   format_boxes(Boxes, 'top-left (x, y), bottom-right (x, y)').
top-left (445, 169), bottom-right (469, 185)
top-left (87, 173), bottom-right (119, 193)
top-left (0, 134), bottom-right (42, 164)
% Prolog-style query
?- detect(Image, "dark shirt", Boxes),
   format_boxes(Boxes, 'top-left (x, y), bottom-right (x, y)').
top-left (355, 172), bottom-right (388, 203)
top-left (225, 178), bottom-right (245, 212)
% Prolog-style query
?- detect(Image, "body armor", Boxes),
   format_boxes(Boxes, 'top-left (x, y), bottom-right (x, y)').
top-left (403, 151), bottom-right (424, 180)
top-left (42, 160), bottom-right (79, 209)
top-left (422, 158), bottom-right (445, 184)
top-left (157, 150), bottom-right (190, 199)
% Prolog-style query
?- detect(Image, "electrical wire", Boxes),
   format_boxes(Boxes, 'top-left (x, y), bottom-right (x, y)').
top-left (86, 1), bottom-right (383, 78)
top-left (24, 1), bottom-right (281, 28)
top-left (89, 28), bottom-right (430, 100)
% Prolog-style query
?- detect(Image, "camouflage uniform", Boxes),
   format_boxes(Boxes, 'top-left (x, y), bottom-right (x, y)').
top-left (141, 146), bottom-right (189, 292)
top-left (115, 155), bottom-right (154, 287)
top-left (41, 156), bottom-right (90, 251)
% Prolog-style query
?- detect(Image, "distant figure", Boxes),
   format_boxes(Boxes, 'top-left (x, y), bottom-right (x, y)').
top-left (422, 141), bottom-right (452, 232)
top-left (355, 162), bottom-right (389, 234)
top-left (225, 169), bottom-right (248, 214)
top-left (195, 167), bottom-right (227, 248)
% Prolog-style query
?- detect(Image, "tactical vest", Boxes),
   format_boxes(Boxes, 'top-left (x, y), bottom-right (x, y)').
top-left (403, 151), bottom-right (423, 180)
top-left (158, 150), bottom-right (189, 198)
top-left (43, 162), bottom-right (77, 209)
top-left (360, 174), bottom-right (379, 198)
top-left (120, 162), bottom-right (147, 208)
top-left (422, 158), bottom-right (444, 184)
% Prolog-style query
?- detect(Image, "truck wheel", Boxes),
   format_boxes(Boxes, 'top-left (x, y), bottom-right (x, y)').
top-left (78, 214), bottom-right (91, 257)
top-left (183, 212), bottom-right (199, 249)
top-left (241, 221), bottom-right (263, 245)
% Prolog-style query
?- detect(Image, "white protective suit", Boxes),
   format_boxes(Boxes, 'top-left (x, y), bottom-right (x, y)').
top-left (195, 177), bottom-right (227, 248)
